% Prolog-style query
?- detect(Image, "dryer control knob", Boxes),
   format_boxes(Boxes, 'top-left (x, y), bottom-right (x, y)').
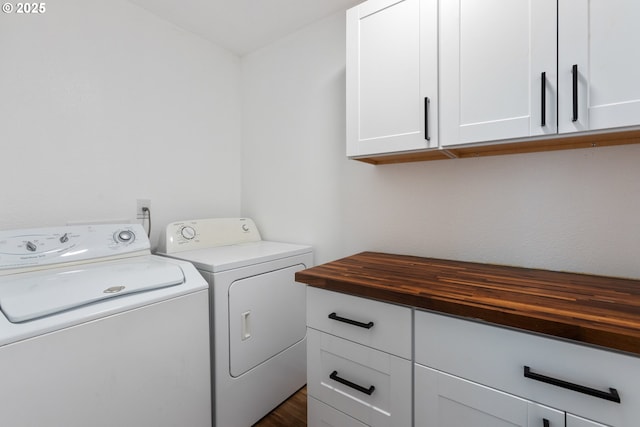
top-left (181, 226), bottom-right (196, 240)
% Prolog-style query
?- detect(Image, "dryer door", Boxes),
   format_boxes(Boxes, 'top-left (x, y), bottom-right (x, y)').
top-left (228, 264), bottom-right (306, 377)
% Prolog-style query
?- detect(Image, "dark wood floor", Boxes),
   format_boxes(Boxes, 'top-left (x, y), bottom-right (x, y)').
top-left (253, 386), bottom-right (307, 427)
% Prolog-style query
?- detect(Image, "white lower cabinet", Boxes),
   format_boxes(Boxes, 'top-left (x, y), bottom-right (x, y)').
top-left (306, 287), bottom-right (634, 426)
top-left (415, 364), bottom-right (565, 427)
top-left (306, 288), bottom-right (412, 427)
top-left (414, 310), bottom-right (634, 426)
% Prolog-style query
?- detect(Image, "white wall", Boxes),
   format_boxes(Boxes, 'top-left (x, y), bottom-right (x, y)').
top-left (3, 3), bottom-right (638, 279)
top-left (241, 13), bottom-right (348, 263)
top-left (0, 0), bottom-right (242, 247)
top-left (241, 12), bottom-right (640, 279)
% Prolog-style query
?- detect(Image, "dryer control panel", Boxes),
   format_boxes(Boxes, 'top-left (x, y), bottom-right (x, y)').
top-left (157, 218), bottom-right (262, 254)
top-left (0, 224), bottom-right (149, 274)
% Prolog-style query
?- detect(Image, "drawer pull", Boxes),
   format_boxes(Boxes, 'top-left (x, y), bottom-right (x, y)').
top-left (541, 72), bottom-right (546, 127)
top-left (328, 312), bottom-right (374, 329)
top-left (572, 64), bottom-right (578, 122)
top-left (330, 370), bottom-right (375, 396)
top-left (424, 97), bottom-right (431, 141)
top-left (524, 366), bottom-right (621, 403)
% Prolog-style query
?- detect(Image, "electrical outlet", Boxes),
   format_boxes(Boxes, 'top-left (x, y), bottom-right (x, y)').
top-left (136, 199), bottom-right (151, 219)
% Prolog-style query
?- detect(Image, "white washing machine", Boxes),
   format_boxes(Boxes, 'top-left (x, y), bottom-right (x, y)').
top-left (157, 218), bottom-right (312, 427)
top-left (0, 223), bottom-right (211, 427)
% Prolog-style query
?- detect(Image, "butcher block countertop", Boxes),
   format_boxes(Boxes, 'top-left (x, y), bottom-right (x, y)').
top-left (295, 252), bottom-right (640, 356)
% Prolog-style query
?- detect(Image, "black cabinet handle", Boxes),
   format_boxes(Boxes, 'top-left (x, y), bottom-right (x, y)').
top-left (543, 418), bottom-right (550, 427)
top-left (524, 366), bottom-right (620, 403)
top-left (328, 312), bottom-right (374, 329)
top-left (572, 64), bottom-right (578, 122)
top-left (330, 370), bottom-right (375, 395)
top-left (424, 97), bottom-right (431, 141)
top-left (541, 72), bottom-right (546, 127)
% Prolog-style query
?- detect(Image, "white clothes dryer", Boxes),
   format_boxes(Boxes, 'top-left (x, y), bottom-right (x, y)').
top-left (0, 223), bottom-right (211, 427)
top-left (157, 218), bottom-right (312, 427)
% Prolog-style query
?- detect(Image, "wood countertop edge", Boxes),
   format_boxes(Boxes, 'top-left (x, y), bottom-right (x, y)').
top-left (296, 269), bottom-right (640, 357)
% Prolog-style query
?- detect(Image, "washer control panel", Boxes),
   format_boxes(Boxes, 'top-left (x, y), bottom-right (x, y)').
top-left (115, 229), bottom-right (136, 244)
top-left (158, 218), bottom-right (262, 254)
top-left (0, 224), bottom-right (149, 273)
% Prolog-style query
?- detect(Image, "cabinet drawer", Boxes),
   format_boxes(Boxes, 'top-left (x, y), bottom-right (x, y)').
top-left (307, 328), bottom-right (411, 427)
top-left (307, 287), bottom-right (411, 358)
top-left (308, 396), bottom-right (368, 427)
top-left (415, 309), bottom-right (638, 427)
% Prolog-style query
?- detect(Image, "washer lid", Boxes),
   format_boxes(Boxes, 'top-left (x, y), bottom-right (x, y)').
top-left (0, 259), bottom-right (185, 323)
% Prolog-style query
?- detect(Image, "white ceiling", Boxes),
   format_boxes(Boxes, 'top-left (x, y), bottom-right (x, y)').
top-left (128, 0), bottom-right (364, 56)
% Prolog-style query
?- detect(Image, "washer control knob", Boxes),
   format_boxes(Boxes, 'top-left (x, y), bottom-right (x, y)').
top-left (242, 224), bottom-right (250, 232)
top-left (59, 233), bottom-right (69, 243)
top-left (180, 226), bottom-right (196, 240)
top-left (116, 230), bottom-right (135, 243)
top-left (26, 241), bottom-right (37, 252)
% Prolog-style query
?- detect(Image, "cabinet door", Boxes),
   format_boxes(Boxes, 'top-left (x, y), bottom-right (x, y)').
top-left (566, 414), bottom-right (611, 427)
top-left (415, 364), bottom-right (564, 427)
top-left (346, 0), bottom-right (438, 157)
top-left (558, 0), bottom-right (640, 133)
top-left (440, 0), bottom-right (557, 146)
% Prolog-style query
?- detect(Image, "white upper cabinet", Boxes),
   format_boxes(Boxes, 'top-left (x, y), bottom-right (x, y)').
top-left (558, 0), bottom-right (640, 134)
top-left (440, 0), bottom-right (640, 147)
top-left (346, 0), bottom-right (438, 157)
top-left (347, 0), bottom-right (640, 160)
top-left (440, 0), bottom-right (557, 146)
